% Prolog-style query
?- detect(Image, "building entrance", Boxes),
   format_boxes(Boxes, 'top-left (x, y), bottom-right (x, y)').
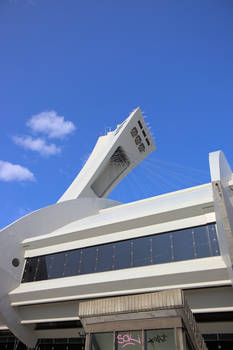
top-left (80, 289), bottom-right (207, 350)
top-left (90, 329), bottom-right (176, 350)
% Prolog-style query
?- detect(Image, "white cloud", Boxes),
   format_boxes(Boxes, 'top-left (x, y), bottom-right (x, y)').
top-left (13, 136), bottom-right (61, 156)
top-left (0, 160), bottom-right (35, 182)
top-left (27, 111), bottom-right (76, 139)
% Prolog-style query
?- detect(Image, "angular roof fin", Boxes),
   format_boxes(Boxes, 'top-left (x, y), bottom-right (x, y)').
top-left (58, 107), bottom-right (156, 202)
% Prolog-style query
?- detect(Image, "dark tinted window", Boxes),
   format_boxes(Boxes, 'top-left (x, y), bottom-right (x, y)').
top-left (133, 236), bottom-right (151, 267)
top-left (152, 233), bottom-right (171, 264)
top-left (96, 244), bottom-right (114, 272)
top-left (114, 240), bottom-right (132, 269)
top-left (22, 256), bottom-right (38, 282)
top-left (91, 333), bottom-right (113, 350)
top-left (117, 331), bottom-right (142, 350)
top-left (22, 223), bottom-right (220, 283)
top-left (64, 250), bottom-right (81, 277)
top-left (208, 224), bottom-right (220, 256)
top-left (173, 228), bottom-right (194, 261)
top-left (193, 226), bottom-right (210, 258)
top-left (36, 256), bottom-right (48, 281)
top-left (46, 252), bottom-right (65, 279)
top-left (146, 329), bottom-right (175, 350)
top-left (80, 247), bottom-right (97, 274)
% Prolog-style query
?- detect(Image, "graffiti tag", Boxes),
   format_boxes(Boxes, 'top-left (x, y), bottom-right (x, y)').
top-left (147, 334), bottom-right (167, 344)
top-left (117, 334), bottom-right (141, 347)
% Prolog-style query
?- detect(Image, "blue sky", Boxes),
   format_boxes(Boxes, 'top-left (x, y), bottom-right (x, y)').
top-left (0, 0), bottom-right (233, 229)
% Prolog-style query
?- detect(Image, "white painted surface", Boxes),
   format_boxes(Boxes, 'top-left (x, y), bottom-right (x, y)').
top-left (58, 107), bottom-right (156, 202)
top-left (9, 256), bottom-right (229, 306)
top-left (22, 183), bottom-right (214, 253)
top-left (1, 122), bottom-right (233, 346)
top-left (0, 197), bottom-right (118, 347)
top-left (209, 151), bottom-right (233, 184)
top-left (18, 300), bottom-right (79, 323)
top-left (24, 213), bottom-right (216, 257)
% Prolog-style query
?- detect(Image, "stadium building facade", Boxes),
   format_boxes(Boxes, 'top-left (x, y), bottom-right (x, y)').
top-left (0, 108), bottom-right (233, 349)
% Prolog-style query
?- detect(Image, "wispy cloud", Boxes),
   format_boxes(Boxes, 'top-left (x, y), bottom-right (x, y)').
top-left (0, 160), bottom-right (35, 182)
top-left (13, 136), bottom-right (61, 156)
top-left (27, 111), bottom-right (76, 139)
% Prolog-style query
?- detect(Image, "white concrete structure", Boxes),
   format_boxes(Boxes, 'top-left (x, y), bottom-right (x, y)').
top-left (0, 108), bottom-right (233, 349)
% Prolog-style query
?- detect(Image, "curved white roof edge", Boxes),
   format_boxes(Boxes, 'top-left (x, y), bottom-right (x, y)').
top-left (1, 106), bottom-right (233, 347)
top-left (0, 197), bottom-right (119, 347)
top-left (0, 106), bottom-right (156, 347)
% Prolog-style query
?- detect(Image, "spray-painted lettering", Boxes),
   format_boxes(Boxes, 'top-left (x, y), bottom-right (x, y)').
top-left (117, 334), bottom-right (141, 347)
top-left (147, 334), bottom-right (167, 344)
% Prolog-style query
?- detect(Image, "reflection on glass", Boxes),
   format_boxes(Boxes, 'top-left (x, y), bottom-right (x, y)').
top-left (46, 252), bottom-right (65, 279)
top-left (36, 256), bottom-right (48, 281)
top-left (64, 250), bottom-right (81, 277)
top-left (114, 240), bottom-right (131, 269)
top-left (117, 331), bottom-right (142, 350)
top-left (22, 257), bottom-right (39, 282)
top-left (22, 223), bottom-right (220, 283)
top-left (91, 332), bottom-right (113, 350)
top-left (80, 247), bottom-right (97, 274)
top-left (146, 329), bottom-right (175, 350)
top-left (194, 226), bottom-right (210, 258)
top-left (133, 237), bottom-right (151, 267)
top-left (96, 244), bottom-right (114, 272)
top-left (173, 229), bottom-right (194, 261)
top-left (152, 234), bottom-right (171, 264)
top-left (208, 224), bottom-right (220, 256)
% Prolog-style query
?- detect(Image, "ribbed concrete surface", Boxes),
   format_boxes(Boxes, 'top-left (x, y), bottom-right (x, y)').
top-left (79, 289), bottom-right (184, 316)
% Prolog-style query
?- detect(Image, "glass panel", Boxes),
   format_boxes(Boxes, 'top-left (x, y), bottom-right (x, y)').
top-left (64, 250), bottom-right (81, 277)
top-left (146, 329), bottom-right (175, 350)
top-left (114, 240), bottom-right (132, 269)
top-left (22, 223), bottom-right (220, 283)
top-left (80, 246), bottom-right (97, 274)
top-left (91, 332), bottom-right (113, 350)
top-left (96, 243), bottom-right (114, 272)
top-left (45, 252), bottom-right (65, 279)
top-left (152, 233), bottom-right (171, 264)
top-left (117, 331), bottom-right (142, 350)
top-left (36, 256), bottom-right (48, 281)
top-left (133, 236), bottom-right (151, 267)
top-left (173, 228), bottom-right (194, 261)
top-left (208, 224), bottom-right (220, 256)
top-left (22, 256), bottom-right (38, 282)
top-left (193, 226), bottom-right (210, 258)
